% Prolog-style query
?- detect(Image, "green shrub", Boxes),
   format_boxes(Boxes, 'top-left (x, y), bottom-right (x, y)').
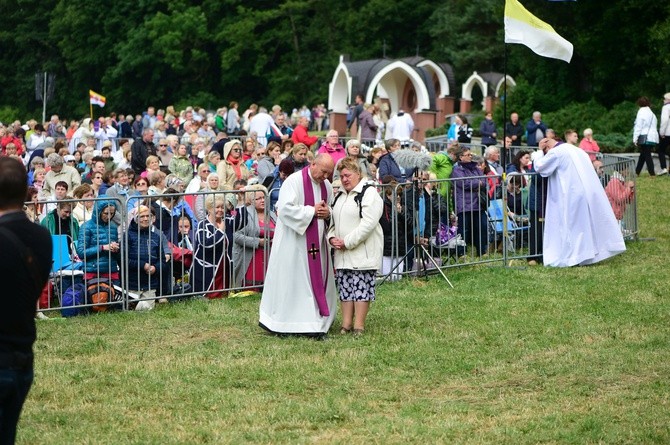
top-left (428, 96), bottom-right (640, 153)
top-left (425, 123), bottom-right (448, 138)
top-left (0, 106), bottom-right (23, 125)
top-left (542, 100), bottom-right (607, 137)
top-left (595, 133), bottom-right (633, 153)
top-left (593, 101), bottom-right (637, 135)
top-left (470, 112), bottom-right (486, 137)
top-left (493, 78), bottom-right (536, 124)
top-left (175, 92), bottom-right (218, 112)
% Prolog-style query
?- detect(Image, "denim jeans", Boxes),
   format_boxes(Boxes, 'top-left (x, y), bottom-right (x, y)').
top-left (0, 368), bottom-right (34, 445)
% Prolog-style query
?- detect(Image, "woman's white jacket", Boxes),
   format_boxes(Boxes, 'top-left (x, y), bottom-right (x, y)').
top-left (634, 106), bottom-right (659, 144)
top-left (328, 180), bottom-right (384, 271)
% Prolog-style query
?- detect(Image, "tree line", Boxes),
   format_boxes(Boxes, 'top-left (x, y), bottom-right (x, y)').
top-left (1, 0), bottom-right (668, 123)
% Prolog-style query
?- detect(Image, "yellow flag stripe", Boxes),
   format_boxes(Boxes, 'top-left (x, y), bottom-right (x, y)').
top-left (505, 0), bottom-right (556, 33)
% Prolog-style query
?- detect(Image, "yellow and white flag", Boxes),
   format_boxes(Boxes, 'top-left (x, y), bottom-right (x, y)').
top-left (89, 90), bottom-right (106, 107)
top-left (504, 0), bottom-right (573, 63)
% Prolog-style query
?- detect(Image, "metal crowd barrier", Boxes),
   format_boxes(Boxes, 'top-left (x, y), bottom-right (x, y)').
top-left (373, 152), bottom-right (638, 281)
top-left (32, 188), bottom-right (274, 315)
top-left (32, 155), bottom-right (637, 315)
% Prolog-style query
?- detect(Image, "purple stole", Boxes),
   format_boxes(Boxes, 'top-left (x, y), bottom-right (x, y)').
top-left (301, 167), bottom-right (330, 316)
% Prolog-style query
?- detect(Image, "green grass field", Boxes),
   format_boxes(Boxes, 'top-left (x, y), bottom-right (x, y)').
top-left (21, 175), bottom-right (669, 444)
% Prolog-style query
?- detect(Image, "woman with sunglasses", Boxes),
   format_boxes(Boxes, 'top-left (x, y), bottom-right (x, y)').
top-left (216, 139), bottom-right (250, 191)
top-left (185, 163), bottom-right (211, 194)
top-left (451, 147), bottom-right (488, 257)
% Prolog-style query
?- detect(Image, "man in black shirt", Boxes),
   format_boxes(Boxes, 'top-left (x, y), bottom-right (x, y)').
top-left (0, 157), bottom-right (52, 444)
top-left (130, 128), bottom-right (156, 176)
top-left (505, 112), bottom-right (524, 146)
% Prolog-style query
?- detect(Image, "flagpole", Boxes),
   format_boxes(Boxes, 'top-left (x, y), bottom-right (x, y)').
top-left (501, 38), bottom-right (510, 267)
top-left (502, 43), bottom-right (508, 168)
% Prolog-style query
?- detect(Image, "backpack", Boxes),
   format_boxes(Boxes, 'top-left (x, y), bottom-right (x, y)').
top-left (86, 278), bottom-right (115, 312)
top-left (61, 283), bottom-right (87, 317)
top-left (332, 182), bottom-right (376, 218)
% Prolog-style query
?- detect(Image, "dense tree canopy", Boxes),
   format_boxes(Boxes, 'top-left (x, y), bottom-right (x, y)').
top-left (0, 0), bottom-right (668, 120)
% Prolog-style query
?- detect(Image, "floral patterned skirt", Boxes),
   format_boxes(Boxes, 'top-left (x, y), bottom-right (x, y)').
top-left (334, 269), bottom-right (376, 302)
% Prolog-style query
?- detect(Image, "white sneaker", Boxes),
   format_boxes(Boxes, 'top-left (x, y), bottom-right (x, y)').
top-left (659, 168), bottom-right (668, 176)
top-left (35, 312), bottom-right (49, 320)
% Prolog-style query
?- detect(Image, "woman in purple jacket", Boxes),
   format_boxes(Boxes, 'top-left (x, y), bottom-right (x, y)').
top-left (451, 147), bottom-right (488, 256)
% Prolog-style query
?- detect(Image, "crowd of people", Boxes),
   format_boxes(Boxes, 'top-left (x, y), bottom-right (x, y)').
top-left (0, 99), bottom-right (641, 328)
top-left (0, 104), bottom-right (401, 326)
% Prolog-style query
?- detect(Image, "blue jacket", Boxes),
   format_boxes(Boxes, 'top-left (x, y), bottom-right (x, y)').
top-left (527, 166), bottom-right (547, 215)
top-left (378, 152), bottom-right (415, 183)
top-left (125, 220), bottom-right (166, 290)
top-left (525, 119), bottom-right (547, 147)
top-left (446, 122), bottom-right (458, 141)
top-left (479, 119), bottom-right (497, 145)
top-left (76, 199), bottom-right (120, 274)
top-left (263, 170), bottom-right (285, 212)
top-left (451, 161), bottom-right (485, 213)
top-left (154, 202), bottom-right (194, 245)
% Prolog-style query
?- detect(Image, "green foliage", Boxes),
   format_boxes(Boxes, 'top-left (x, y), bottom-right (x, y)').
top-left (593, 101), bottom-right (638, 135)
top-left (0, 106), bottom-right (24, 124)
top-left (495, 78), bottom-right (536, 123)
top-left (488, 82), bottom-right (639, 153)
top-left (542, 100), bottom-right (607, 136)
top-left (541, 100), bottom-right (638, 152)
top-left (1, 0), bottom-right (670, 122)
top-left (425, 124), bottom-right (447, 139)
top-left (174, 92), bottom-right (218, 112)
top-left (594, 133), bottom-right (632, 153)
top-left (427, 0), bottom-right (504, 77)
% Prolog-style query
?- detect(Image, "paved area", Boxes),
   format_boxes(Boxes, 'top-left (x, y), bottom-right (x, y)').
top-left (619, 153), bottom-right (668, 175)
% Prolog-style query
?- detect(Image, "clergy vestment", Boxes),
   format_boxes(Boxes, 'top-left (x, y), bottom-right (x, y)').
top-left (259, 168), bottom-right (338, 334)
top-left (534, 144), bottom-right (625, 267)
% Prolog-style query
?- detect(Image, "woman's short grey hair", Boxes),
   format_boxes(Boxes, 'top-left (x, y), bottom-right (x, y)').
top-left (244, 184), bottom-right (268, 205)
top-left (484, 145), bottom-right (499, 159)
top-left (30, 156), bottom-right (45, 168)
top-left (205, 193), bottom-right (226, 211)
top-left (346, 139), bottom-right (361, 150)
top-left (385, 139), bottom-right (399, 151)
top-left (46, 153), bottom-right (63, 168)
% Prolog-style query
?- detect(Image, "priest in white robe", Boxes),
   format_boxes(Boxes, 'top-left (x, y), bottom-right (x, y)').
top-left (534, 138), bottom-right (626, 267)
top-left (259, 154), bottom-right (338, 335)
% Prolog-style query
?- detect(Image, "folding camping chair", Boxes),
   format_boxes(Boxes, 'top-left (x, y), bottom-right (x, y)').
top-left (486, 199), bottom-right (529, 253)
top-left (49, 234), bottom-right (84, 307)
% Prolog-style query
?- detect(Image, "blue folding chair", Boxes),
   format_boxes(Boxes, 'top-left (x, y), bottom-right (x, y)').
top-left (51, 234), bottom-right (73, 273)
top-left (50, 235), bottom-right (84, 305)
top-left (486, 199), bottom-right (529, 253)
